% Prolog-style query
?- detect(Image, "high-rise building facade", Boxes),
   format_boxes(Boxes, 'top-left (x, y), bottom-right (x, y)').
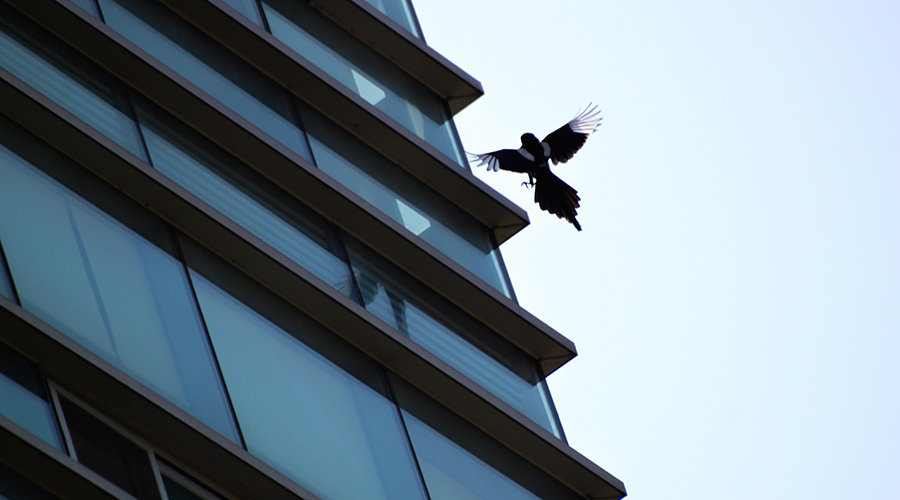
top-left (0, 0), bottom-right (626, 498)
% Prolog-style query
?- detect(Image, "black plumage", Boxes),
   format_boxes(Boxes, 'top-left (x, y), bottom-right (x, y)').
top-left (469, 105), bottom-right (602, 231)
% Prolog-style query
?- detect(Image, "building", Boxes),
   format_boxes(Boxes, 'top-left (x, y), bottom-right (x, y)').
top-left (0, 0), bottom-right (626, 498)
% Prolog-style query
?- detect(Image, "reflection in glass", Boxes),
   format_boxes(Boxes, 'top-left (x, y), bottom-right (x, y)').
top-left (361, 0), bottom-right (422, 37)
top-left (262, 0), bottom-right (464, 165)
top-left (134, 101), bottom-right (355, 296)
top-left (0, 343), bottom-right (64, 450)
top-left (187, 259), bottom-right (428, 500)
top-left (58, 397), bottom-right (161, 500)
top-left (95, 0), bottom-right (312, 161)
top-left (0, 244), bottom-right (14, 301)
top-left (392, 377), bottom-right (580, 500)
top-left (300, 103), bottom-right (514, 297)
top-left (0, 6), bottom-right (146, 160)
top-left (0, 128), bottom-right (239, 444)
top-left (345, 238), bottom-right (559, 435)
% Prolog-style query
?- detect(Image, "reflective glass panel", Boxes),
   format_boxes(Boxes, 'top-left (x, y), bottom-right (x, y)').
top-left (218, 0), bottom-right (263, 26)
top-left (299, 102), bottom-right (513, 297)
top-left (0, 343), bottom-right (63, 450)
top-left (262, 0), bottom-right (465, 166)
top-left (392, 377), bottom-right (581, 500)
top-left (0, 245), bottom-right (13, 301)
top-left (95, 0), bottom-right (312, 161)
top-left (0, 122), bottom-right (239, 444)
top-left (134, 101), bottom-right (355, 295)
top-left (185, 244), bottom-right (427, 500)
top-left (345, 238), bottom-right (558, 434)
top-left (361, 0), bottom-right (422, 37)
top-left (58, 397), bottom-right (161, 500)
top-left (0, 6), bottom-right (146, 160)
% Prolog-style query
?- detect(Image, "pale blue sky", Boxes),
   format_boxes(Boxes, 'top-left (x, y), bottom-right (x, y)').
top-left (413, 1), bottom-right (899, 498)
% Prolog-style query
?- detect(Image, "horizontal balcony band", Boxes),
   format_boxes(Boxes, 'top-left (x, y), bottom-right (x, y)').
top-left (0, 76), bottom-right (624, 499)
top-left (0, 416), bottom-right (128, 500)
top-left (165, 0), bottom-right (526, 243)
top-left (0, 300), bottom-right (325, 500)
top-left (0, 13), bottom-right (575, 375)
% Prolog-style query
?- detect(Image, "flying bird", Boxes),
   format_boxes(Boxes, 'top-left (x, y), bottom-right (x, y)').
top-left (468, 105), bottom-right (602, 231)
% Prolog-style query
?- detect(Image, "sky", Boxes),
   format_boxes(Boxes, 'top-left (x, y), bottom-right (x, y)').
top-left (412, 1), bottom-right (900, 499)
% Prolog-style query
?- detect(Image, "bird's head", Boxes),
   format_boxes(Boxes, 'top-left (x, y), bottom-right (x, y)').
top-left (520, 133), bottom-right (540, 148)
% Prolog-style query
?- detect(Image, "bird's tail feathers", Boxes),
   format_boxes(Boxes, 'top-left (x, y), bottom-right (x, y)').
top-left (534, 170), bottom-right (581, 231)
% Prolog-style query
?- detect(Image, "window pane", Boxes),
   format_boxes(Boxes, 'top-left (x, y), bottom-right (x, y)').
top-left (392, 377), bottom-right (581, 500)
top-left (218, 0), bottom-right (263, 26)
top-left (361, 0), bottom-right (422, 37)
top-left (185, 245), bottom-right (427, 500)
top-left (58, 398), bottom-right (161, 500)
top-left (0, 343), bottom-right (63, 450)
top-left (134, 101), bottom-right (355, 296)
top-left (345, 238), bottom-right (559, 434)
top-left (0, 122), bottom-right (239, 444)
top-left (262, 0), bottom-right (464, 166)
top-left (300, 102), bottom-right (513, 297)
top-left (0, 244), bottom-right (13, 301)
top-left (0, 6), bottom-right (146, 160)
top-left (95, 0), bottom-right (312, 161)
top-left (0, 462), bottom-right (61, 500)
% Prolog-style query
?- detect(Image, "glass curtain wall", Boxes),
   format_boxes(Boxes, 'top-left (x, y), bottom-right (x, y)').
top-left (0, 0), bottom-right (558, 435)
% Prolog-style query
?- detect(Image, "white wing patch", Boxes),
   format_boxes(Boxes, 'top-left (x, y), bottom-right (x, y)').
top-left (541, 141), bottom-right (551, 157)
top-left (516, 147), bottom-right (535, 162)
top-left (567, 104), bottom-right (603, 135)
top-left (467, 152), bottom-right (501, 171)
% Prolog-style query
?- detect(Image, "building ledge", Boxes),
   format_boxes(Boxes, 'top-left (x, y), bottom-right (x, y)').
top-left (1, 295), bottom-right (625, 500)
top-left (162, 0), bottom-right (526, 243)
top-left (263, 0), bottom-right (484, 115)
top-left (0, 3), bottom-right (575, 374)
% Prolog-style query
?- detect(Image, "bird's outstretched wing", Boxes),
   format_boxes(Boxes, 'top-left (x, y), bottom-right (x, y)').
top-left (541, 104), bottom-right (602, 165)
top-left (467, 149), bottom-right (532, 173)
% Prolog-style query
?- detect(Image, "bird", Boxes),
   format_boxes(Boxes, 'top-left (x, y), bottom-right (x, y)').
top-left (468, 105), bottom-right (602, 231)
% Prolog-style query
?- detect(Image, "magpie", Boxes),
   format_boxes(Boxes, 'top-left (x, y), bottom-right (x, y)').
top-left (468, 105), bottom-right (602, 231)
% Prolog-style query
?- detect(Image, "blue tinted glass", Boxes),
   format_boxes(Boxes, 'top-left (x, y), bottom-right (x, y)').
top-left (186, 251), bottom-right (427, 500)
top-left (134, 101), bottom-right (355, 295)
top-left (0, 7), bottom-right (146, 160)
top-left (95, 0), bottom-right (312, 161)
top-left (300, 103), bottom-right (513, 297)
top-left (0, 246), bottom-right (13, 301)
top-left (218, 0), bottom-right (263, 26)
top-left (69, 0), bottom-right (101, 18)
top-left (0, 130), bottom-right (239, 444)
top-left (361, 0), bottom-right (421, 37)
top-left (393, 377), bottom-right (581, 500)
top-left (345, 238), bottom-right (558, 434)
top-left (261, 0), bottom-right (465, 166)
top-left (0, 343), bottom-right (63, 450)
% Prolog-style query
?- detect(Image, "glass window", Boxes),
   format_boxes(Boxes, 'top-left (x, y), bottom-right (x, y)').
top-left (0, 5), bottom-right (146, 160)
top-left (299, 102), bottom-right (513, 297)
top-left (0, 462), bottom-right (62, 500)
top-left (134, 100), bottom-right (356, 296)
top-left (218, 0), bottom-right (264, 27)
top-left (361, 0), bottom-right (422, 38)
top-left (95, 0), bottom-right (312, 161)
top-left (345, 238), bottom-right (559, 434)
top-left (0, 121), bottom-right (239, 444)
top-left (392, 376), bottom-right (582, 500)
top-left (183, 242), bottom-right (427, 500)
top-left (261, 0), bottom-right (465, 166)
top-left (0, 244), bottom-right (14, 301)
top-left (57, 397), bottom-right (161, 500)
top-left (0, 343), bottom-right (64, 451)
